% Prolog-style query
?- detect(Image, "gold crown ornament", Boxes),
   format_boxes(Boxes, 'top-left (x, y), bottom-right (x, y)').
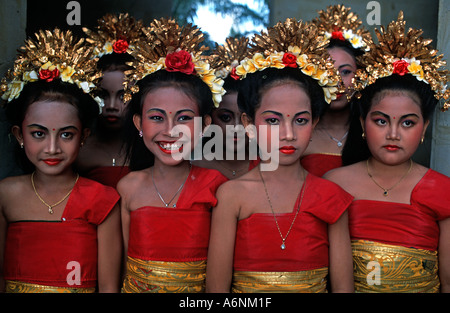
top-left (353, 12), bottom-right (450, 111)
top-left (0, 28), bottom-right (102, 108)
top-left (233, 18), bottom-right (343, 104)
top-left (208, 36), bottom-right (251, 81)
top-left (312, 4), bottom-right (372, 52)
top-left (82, 13), bottom-right (144, 58)
top-left (123, 18), bottom-right (225, 107)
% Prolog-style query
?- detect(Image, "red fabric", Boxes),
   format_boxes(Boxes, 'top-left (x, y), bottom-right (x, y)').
top-left (233, 174), bottom-right (353, 272)
top-left (349, 169), bottom-right (450, 251)
top-left (4, 177), bottom-right (119, 288)
top-left (301, 153), bottom-right (342, 177)
top-left (127, 166), bottom-right (228, 262)
top-left (86, 166), bottom-right (130, 188)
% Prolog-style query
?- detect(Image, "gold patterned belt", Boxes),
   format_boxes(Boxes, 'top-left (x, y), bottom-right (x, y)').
top-left (352, 240), bottom-right (439, 293)
top-left (232, 267), bottom-right (328, 293)
top-left (5, 280), bottom-right (95, 293)
top-left (122, 256), bottom-right (207, 293)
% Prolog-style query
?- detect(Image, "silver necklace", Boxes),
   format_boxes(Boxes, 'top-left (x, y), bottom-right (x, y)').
top-left (324, 130), bottom-right (348, 147)
top-left (151, 165), bottom-right (191, 208)
top-left (259, 166), bottom-right (306, 250)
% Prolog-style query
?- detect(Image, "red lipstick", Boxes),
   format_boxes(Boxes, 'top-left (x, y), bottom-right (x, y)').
top-left (43, 158), bottom-right (62, 166)
top-left (384, 145), bottom-right (400, 151)
top-left (280, 146), bottom-right (296, 154)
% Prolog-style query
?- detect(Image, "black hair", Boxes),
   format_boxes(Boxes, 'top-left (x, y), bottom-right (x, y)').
top-left (123, 70), bottom-right (214, 171)
top-left (342, 74), bottom-right (438, 165)
top-left (4, 79), bottom-right (100, 172)
top-left (327, 38), bottom-right (365, 58)
top-left (96, 52), bottom-right (134, 72)
top-left (237, 67), bottom-right (328, 121)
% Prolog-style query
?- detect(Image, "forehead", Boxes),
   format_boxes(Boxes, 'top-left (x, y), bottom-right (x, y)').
top-left (215, 92), bottom-right (239, 113)
top-left (100, 70), bottom-right (125, 90)
top-left (258, 83), bottom-right (311, 113)
top-left (327, 47), bottom-right (356, 67)
top-left (369, 92), bottom-right (423, 117)
top-left (24, 100), bottom-right (79, 122)
top-left (142, 86), bottom-right (199, 113)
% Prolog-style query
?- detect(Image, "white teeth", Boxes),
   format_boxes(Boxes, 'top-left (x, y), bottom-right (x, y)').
top-left (159, 142), bottom-right (182, 150)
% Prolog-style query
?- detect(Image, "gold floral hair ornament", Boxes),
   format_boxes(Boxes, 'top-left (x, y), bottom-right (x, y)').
top-left (312, 4), bottom-right (372, 52)
top-left (123, 18), bottom-right (225, 107)
top-left (0, 28), bottom-right (102, 108)
top-left (353, 12), bottom-right (450, 111)
top-left (234, 18), bottom-right (342, 104)
top-left (82, 13), bottom-right (144, 58)
top-left (209, 36), bottom-right (251, 81)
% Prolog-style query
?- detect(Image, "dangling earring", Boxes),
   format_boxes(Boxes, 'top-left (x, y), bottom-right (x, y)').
top-left (361, 132), bottom-right (366, 140)
top-left (420, 136), bottom-right (424, 144)
top-left (20, 142), bottom-right (24, 149)
top-left (139, 130), bottom-right (143, 137)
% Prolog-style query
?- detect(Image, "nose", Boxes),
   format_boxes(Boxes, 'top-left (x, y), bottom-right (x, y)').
top-left (104, 96), bottom-right (120, 112)
top-left (279, 121), bottom-right (295, 141)
top-left (45, 134), bottom-right (62, 154)
top-left (386, 124), bottom-right (400, 141)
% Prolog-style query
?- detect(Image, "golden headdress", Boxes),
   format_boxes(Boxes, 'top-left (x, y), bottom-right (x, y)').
top-left (123, 18), bottom-right (225, 107)
top-left (82, 13), bottom-right (144, 58)
top-left (312, 4), bottom-right (372, 52)
top-left (234, 18), bottom-right (342, 103)
top-left (353, 12), bottom-right (450, 111)
top-left (0, 28), bottom-right (101, 106)
top-left (209, 36), bottom-right (251, 80)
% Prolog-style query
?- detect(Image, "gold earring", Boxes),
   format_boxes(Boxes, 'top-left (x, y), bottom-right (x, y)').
top-left (421, 136), bottom-right (424, 144)
top-left (362, 132), bottom-right (366, 140)
top-left (20, 142), bottom-right (24, 148)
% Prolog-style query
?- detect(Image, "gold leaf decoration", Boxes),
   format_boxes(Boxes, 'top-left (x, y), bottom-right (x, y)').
top-left (354, 12), bottom-right (450, 111)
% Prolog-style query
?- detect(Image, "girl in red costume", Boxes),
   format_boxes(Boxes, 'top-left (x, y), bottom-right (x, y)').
top-left (118, 18), bottom-right (227, 293)
top-left (325, 13), bottom-right (450, 292)
top-left (206, 19), bottom-right (354, 293)
top-left (301, 5), bottom-right (373, 177)
top-left (0, 29), bottom-right (122, 293)
top-left (76, 14), bottom-right (143, 188)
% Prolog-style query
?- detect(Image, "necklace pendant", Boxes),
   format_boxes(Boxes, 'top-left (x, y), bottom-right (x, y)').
top-left (164, 203), bottom-right (169, 207)
top-left (48, 206), bottom-right (54, 214)
top-left (232, 171), bottom-right (236, 176)
top-left (281, 242), bottom-right (286, 250)
top-left (337, 141), bottom-right (343, 147)
top-left (383, 190), bottom-right (389, 196)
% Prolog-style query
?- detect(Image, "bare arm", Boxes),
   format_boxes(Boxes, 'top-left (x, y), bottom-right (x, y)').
top-left (206, 183), bottom-right (240, 292)
top-left (328, 211), bottom-right (354, 293)
top-left (97, 203), bottom-right (122, 293)
top-left (439, 218), bottom-right (450, 293)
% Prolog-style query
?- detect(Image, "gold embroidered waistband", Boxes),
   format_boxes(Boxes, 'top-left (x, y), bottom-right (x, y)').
top-left (232, 267), bottom-right (328, 293)
top-left (352, 240), bottom-right (439, 293)
top-left (5, 280), bottom-right (95, 293)
top-left (122, 256), bottom-right (206, 293)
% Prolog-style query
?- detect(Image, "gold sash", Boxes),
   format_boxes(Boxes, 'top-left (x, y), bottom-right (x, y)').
top-left (122, 256), bottom-right (206, 293)
top-left (232, 267), bottom-right (328, 293)
top-left (5, 280), bottom-right (95, 293)
top-left (352, 240), bottom-right (439, 293)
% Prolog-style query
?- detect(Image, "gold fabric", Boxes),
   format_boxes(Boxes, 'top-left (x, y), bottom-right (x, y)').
top-left (232, 267), bottom-right (328, 293)
top-left (352, 240), bottom-right (440, 293)
top-left (5, 280), bottom-right (95, 293)
top-left (122, 256), bottom-right (206, 293)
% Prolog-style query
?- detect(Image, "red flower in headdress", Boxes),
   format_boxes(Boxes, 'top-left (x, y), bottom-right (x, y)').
top-left (38, 68), bottom-right (60, 82)
top-left (392, 59), bottom-right (410, 76)
top-left (113, 39), bottom-right (129, 54)
top-left (331, 31), bottom-right (345, 41)
top-left (230, 67), bottom-right (239, 80)
top-left (282, 52), bottom-right (298, 68)
top-left (165, 50), bottom-right (196, 75)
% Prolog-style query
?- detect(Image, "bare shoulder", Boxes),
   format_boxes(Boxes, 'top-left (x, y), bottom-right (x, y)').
top-left (0, 175), bottom-right (28, 195)
top-left (116, 169), bottom-right (149, 197)
top-left (215, 169), bottom-right (259, 206)
top-left (323, 162), bottom-right (366, 187)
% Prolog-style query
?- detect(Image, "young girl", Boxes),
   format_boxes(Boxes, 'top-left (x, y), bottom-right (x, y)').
top-left (302, 5), bottom-right (373, 177)
top-left (205, 19), bottom-right (354, 293)
top-left (118, 18), bottom-right (228, 293)
top-left (77, 13), bottom-right (143, 187)
top-left (324, 13), bottom-right (450, 292)
top-left (0, 29), bottom-right (122, 293)
top-left (194, 37), bottom-right (258, 179)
